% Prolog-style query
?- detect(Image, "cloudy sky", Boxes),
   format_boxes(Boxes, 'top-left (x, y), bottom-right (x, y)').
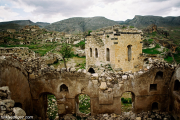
top-left (0, 0), bottom-right (180, 23)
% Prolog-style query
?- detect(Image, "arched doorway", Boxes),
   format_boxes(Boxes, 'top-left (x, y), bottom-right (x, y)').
top-left (75, 94), bottom-right (91, 114)
top-left (88, 68), bottom-right (95, 74)
top-left (39, 93), bottom-right (58, 120)
top-left (121, 92), bottom-right (135, 112)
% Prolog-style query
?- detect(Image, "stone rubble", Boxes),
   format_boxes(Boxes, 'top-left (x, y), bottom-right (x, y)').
top-left (61, 111), bottom-right (174, 120)
top-left (0, 86), bottom-right (26, 120)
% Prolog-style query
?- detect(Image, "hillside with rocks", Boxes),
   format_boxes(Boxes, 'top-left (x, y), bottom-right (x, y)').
top-left (0, 20), bottom-right (50, 30)
top-left (120, 15), bottom-right (180, 29)
top-left (44, 16), bottom-right (119, 33)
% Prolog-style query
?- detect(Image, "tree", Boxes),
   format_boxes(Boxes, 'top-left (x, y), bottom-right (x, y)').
top-left (59, 42), bottom-right (74, 69)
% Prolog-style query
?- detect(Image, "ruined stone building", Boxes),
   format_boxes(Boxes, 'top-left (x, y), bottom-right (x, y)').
top-left (85, 25), bottom-right (143, 73)
top-left (0, 54), bottom-right (179, 120)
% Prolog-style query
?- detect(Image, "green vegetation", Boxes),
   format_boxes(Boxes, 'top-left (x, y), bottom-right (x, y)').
top-left (47, 94), bottom-right (58, 120)
top-left (164, 53), bottom-right (180, 64)
top-left (130, 26), bottom-right (134, 28)
top-left (75, 60), bottom-right (86, 70)
top-left (0, 43), bottom-right (59, 56)
top-left (121, 97), bottom-right (132, 104)
top-left (59, 42), bottom-right (74, 69)
top-left (142, 44), bottom-right (161, 54)
top-left (87, 30), bottom-right (92, 36)
top-left (75, 40), bottom-right (85, 49)
top-left (122, 26), bottom-right (127, 29)
top-left (121, 97), bottom-right (132, 112)
top-left (78, 94), bottom-right (90, 114)
top-left (107, 35), bottom-right (109, 38)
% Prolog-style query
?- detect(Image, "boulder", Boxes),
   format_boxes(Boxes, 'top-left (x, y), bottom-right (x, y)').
top-left (70, 68), bottom-right (76, 72)
top-left (13, 107), bottom-right (26, 120)
top-left (100, 82), bottom-right (107, 90)
top-left (122, 75), bottom-right (127, 80)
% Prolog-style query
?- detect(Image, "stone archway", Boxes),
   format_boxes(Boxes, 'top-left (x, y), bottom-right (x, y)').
top-left (39, 92), bottom-right (58, 120)
top-left (75, 94), bottom-right (91, 115)
top-left (121, 91), bottom-right (135, 112)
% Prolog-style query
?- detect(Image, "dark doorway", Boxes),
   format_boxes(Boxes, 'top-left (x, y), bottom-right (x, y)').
top-left (152, 102), bottom-right (158, 110)
top-left (174, 80), bottom-right (180, 91)
top-left (14, 102), bottom-right (22, 108)
top-left (155, 71), bottom-right (163, 80)
top-left (88, 68), bottom-right (95, 73)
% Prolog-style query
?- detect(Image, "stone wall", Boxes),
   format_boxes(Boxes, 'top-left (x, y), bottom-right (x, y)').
top-left (0, 57), bottom-right (33, 115)
top-left (0, 55), bottom-right (179, 120)
top-left (169, 65), bottom-right (180, 119)
top-left (0, 47), bottom-right (35, 59)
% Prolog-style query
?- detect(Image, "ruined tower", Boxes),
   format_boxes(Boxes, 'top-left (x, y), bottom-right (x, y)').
top-left (85, 25), bottom-right (143, 73)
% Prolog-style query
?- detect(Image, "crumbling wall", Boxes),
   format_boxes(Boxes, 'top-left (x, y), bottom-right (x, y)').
top-left (0, 57), bottom-right (33, 115)
top-left (0, 86), bottom-right (27, 119)
top-left (0, 55), bottom-right (177, 120)
top-left (169, 65), bottom-right (180, 119)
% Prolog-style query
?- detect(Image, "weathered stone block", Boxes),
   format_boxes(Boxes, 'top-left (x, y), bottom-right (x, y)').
top-left (100, 82), bottom-right (107, 90)
top-left (122, 75), bottom-right (127, 80)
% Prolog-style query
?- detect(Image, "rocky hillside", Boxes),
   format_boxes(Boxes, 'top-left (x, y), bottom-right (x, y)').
top-left (44, 16), bottom-right (119, 33)
top-left (0, 20), bottom-right (50, 30)
top-left (120, 15), bottom-right (180, 29)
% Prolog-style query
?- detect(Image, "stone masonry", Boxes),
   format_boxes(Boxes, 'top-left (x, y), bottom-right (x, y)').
top-left (85, 25), bottom-right (143, 73)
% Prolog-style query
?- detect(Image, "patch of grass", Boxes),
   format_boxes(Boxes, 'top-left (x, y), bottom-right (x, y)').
top-left (143, 44), bottom-right (162, 54)
top-left (164, 56), bottom-right (173, 63)
top-left (143, 48), bottom-right (161, 54)
top-left (130, 26), bottom-right (134, 28)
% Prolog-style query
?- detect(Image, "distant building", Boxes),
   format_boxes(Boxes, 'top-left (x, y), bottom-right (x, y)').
top-left (85, 25), bottom-right (143, 73)
top-left (7, 29), bottom-right (16, 33)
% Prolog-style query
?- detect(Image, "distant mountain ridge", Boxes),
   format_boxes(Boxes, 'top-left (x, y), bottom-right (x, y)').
top-left (0, 15), bottom-right (180, 33)
top-left (120, 15), bottom-right (180, 28)
top-left (44, 16), bottom-right (119, 33)
top-left (0, 20), bottom-right (50, 30)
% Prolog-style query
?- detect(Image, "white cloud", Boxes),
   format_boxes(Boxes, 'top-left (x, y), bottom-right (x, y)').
top-left (0, 6), bottom-right (19, 22)
top-left (0, 0), bottom-right (180, 23)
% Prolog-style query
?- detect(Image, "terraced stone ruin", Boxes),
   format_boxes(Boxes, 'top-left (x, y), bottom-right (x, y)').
top-left (0, 25), bottom-right (179, 120)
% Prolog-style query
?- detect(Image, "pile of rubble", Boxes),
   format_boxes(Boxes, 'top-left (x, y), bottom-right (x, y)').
top-left (61, 111), bottom-right (174, 120)
top-left (0, 86), bottom-right (26, 119)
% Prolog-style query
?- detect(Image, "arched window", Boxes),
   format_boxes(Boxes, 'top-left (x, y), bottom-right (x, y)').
top-left (60, 84), bottom-right (69, 92)
top-left (174, 80), bottom-right (180, 91)
top-left (90, 48), bottom-right (92, 57)
top-left (152, 102), bottom-right (158, 110)
top-left (106, 48), bottom-right (110, 61)
top-left (95, 48), bottom-right (98, 58)
top-left (127, 45), bottom-right (132, 61)
top-left (155, 71), bottom-right (163, 80)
